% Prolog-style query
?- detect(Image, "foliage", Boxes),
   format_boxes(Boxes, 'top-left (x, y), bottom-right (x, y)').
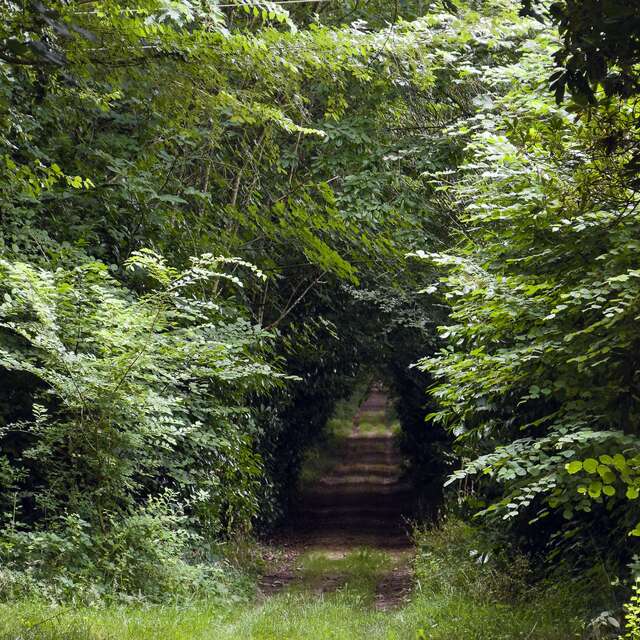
top-left (3, 0), bottom-right (636, 618)
top-left (418, 7), bottom-right (640, 575)
top-left (414, 518), bottom-right (532, 603)
top-left (0, 0), bottom-right (486, 600)
top-left (626, 580), bottom-right (640, 640)
top-left (0, 250), bottom-right (278, 599)
top-left (521, 0), bottom-right (640, 103)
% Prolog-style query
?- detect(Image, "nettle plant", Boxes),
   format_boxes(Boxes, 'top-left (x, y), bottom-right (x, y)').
top-left (0, 250), bottom-right (280, 597)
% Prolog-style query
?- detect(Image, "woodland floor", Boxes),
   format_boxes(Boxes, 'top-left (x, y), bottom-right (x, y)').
top-left (259, 387), bottom-right (416, 611)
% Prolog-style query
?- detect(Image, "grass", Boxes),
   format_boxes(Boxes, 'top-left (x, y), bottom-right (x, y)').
top-left (0, 591), bottom-right (588, 640)
top-left (297, 424), bottom-right (348, 486)
top-left (0, 518), bottom-right (603, 640)
top-left (296, 547), bottom-right (394, 602)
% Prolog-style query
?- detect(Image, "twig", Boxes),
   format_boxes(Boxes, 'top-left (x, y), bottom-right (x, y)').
top-left (266, 271), bottom-right (326, 330)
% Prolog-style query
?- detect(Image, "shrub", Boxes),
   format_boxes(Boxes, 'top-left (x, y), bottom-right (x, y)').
top-left (0, 251), bottom-right (279, 600)
top-left (626, 581), bottom-right (640, 640)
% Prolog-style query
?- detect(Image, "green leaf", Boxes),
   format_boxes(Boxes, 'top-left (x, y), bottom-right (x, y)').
top-left (583, 458), bottom-right (598, 474)
top-left (588, 481), bottom-right (602, 498)
top-left (596, 465), bottom-right (616, 484)
top-left (613, 454), bottom-right (627, 471)
top-left (566, 460), bottom-right (583, 474)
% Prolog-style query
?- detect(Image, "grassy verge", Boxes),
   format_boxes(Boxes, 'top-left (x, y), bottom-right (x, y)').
top-left (0, 518), bottom-right (607, 640)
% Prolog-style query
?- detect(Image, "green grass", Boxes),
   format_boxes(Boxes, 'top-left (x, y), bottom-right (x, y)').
top-left (296, 548), bottom-right (394, 602)
top-left (297, 423), bottom-right (348, 486)
top-left (0, 519), bottom-right (602, 640)
top-left (356, 413), bottom-right (401, 436)
top-left (0, 582), bottom-right (588, 640)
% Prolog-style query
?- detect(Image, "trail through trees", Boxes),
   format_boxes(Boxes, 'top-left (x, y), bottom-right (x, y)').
top-left (259, 388), bottom-right (415, 610)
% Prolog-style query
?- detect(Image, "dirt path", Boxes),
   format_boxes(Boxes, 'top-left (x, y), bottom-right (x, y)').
top-left (259, 387), bottom-right (415, 610)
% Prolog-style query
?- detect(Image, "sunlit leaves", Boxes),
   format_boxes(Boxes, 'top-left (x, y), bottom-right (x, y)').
top-left (566, 461), bottom-right (582, 474)
top-left (0, 252), bottom-right (282, 595)
top-left (418, 5), bottom-right (640, 556)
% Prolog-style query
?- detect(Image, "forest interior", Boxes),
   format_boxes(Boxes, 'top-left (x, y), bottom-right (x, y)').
top-left (1, 0), bottom-right (640, 638)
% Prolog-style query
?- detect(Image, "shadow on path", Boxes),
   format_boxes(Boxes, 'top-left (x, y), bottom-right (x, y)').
top-left (260, 387), bottom-right (415, 610)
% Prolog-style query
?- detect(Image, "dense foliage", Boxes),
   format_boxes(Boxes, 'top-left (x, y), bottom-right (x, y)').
top-left (3, 0), bottom-right (640, 621)
top-left (419, 5), bottom-right (640, 583)
top-left (0, 0), bottom-right (472, 599)
top-left (521, 0), bottom-right (640, 102)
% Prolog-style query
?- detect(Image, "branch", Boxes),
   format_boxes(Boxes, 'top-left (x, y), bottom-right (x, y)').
top-left (265, 271), bottom-right (326, 330)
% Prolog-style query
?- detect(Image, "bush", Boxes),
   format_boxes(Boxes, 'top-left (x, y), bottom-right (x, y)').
top-left (0, 501), bottom-right (246, 604)
top-left (0, 252), bottom-right (279, 601)
top-left (414, 517), bottom-right (534, 604)
top-left (626, 581), bottom-right (640, 640)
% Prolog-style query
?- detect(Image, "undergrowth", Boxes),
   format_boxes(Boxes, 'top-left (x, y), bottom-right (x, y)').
top-left (0, 518), bottom-right (611, 640)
